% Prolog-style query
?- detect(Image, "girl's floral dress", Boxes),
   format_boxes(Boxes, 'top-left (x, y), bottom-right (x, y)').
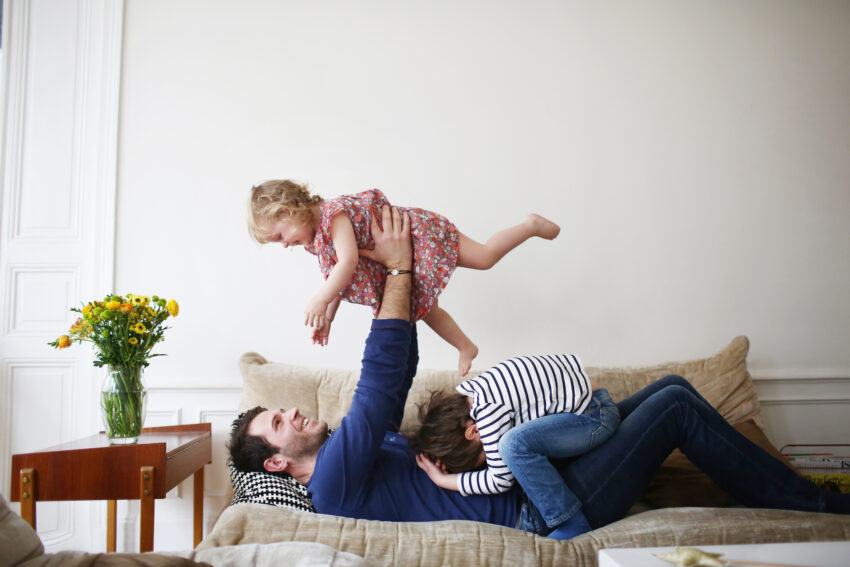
top-left (305, 189), bottom-right (459, 321)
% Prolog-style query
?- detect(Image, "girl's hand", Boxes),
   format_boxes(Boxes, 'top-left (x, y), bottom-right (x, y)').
top-left (311, 319), bottom-right (332, 346)
top-left (415, 454), bottom-right (459, 491)
top-left (304, 296), bottom-right (329, 329)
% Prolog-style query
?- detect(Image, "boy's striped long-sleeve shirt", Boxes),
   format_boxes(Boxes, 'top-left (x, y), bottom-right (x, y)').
top-left (455, 354), bottom-right (592, 496)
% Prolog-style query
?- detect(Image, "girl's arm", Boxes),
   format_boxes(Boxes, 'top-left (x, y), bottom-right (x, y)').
top-left (325, 295), bottom-right (341, 320)
top-left (311, 296), bottom-right (342, 346)
top-left (304, 214), bottom-right (359, 329)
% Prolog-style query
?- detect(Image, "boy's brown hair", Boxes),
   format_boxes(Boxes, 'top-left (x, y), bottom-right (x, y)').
top-left (409, 390), bottom-right (483, 473)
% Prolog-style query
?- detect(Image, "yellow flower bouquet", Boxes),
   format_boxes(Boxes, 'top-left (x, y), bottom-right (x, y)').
top-left (49, 293), bottom-right (179, 443)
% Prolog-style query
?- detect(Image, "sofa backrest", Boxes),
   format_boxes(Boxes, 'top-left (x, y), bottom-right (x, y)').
top-left (238, 335), bottom-right (761, 436)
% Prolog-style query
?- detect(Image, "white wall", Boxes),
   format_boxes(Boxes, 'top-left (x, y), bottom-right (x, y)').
top-left (117, 0), bottom-right (850, 382)
top-left (3, 0), bottom-right (849, 554)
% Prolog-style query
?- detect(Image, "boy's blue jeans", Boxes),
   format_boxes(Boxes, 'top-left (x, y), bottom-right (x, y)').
top-left (500, 389), bottom-right (619, 528)
top-left (516, 375), bottom-right (846, 535)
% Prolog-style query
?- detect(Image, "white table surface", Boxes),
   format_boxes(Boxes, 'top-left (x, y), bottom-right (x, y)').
top-left (598, 541), bottom-right (850, 567)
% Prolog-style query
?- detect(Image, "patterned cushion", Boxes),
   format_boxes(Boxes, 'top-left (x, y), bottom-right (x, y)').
top-left (228, 426), bottom-right (336, 512)
top-left (229, 463), bottom-right (314, 513)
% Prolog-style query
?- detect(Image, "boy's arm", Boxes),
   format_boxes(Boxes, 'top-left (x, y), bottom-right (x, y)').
top-left (457, 465), bottom-right (515, 495)
top-left (457, 414), bottom-right (517, 496)
top-left (415, 454), bottom-right (459, 491)
top-left (305, 214), bottom-right (358, 329)
top-left (414, 443), bottom-right (516, 495)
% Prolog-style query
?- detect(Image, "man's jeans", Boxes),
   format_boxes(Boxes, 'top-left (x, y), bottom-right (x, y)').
top-left (502, 389), bottom-right (619, 529)
top-left (517, 375), bottom-right (847, 535)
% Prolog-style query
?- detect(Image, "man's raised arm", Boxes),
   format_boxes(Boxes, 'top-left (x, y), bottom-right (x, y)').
top-left (308, 206), bottom-right (416, 513)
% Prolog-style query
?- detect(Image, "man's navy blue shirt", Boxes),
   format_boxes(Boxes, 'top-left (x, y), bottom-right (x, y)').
top-left (308, 319), bottom-right (520, 525)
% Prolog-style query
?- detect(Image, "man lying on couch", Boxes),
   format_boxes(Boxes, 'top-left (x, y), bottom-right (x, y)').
top-left (229, 205), bottom-right (849, 539)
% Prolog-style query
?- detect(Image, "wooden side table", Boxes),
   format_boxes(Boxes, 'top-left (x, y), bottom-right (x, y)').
top-left (10, 423), bottom-right (212, 552)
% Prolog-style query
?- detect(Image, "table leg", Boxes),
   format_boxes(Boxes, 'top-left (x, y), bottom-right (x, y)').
top-left (19, 468), bottom-right (36, 529)
top-left (193, 466), bottom-right (204, 547)
top-left (106, 500), bottom-right (117, 552)
top-left (139, 466), bottom-right (155, 552)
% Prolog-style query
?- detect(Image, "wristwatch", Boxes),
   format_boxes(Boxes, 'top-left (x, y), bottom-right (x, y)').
top-left (388, 269), bottom-right (413, 276)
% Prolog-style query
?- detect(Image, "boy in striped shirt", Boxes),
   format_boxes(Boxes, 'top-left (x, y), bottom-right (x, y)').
top-left (412, 354), bottom-right (619, 540)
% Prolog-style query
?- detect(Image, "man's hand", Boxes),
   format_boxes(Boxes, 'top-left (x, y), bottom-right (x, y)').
top-left (359, 205), bottom-right (412, 272)
top-left (359, 205), bottom-right (413, 321)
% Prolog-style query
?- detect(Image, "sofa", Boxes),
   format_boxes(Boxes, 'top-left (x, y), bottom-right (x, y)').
top-left (193, 335), bottom-right (850, 566)
top-left (0, 493), bottom-right (367, 566)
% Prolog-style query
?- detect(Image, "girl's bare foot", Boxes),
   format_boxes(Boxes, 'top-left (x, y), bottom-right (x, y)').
top-left (459, 341), bottom-right (479, 376)
top-left (526, 213), bottom-right (560, 240)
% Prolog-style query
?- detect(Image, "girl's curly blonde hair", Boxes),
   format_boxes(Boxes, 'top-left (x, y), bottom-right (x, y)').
top-left (248, 179), bottom-right (324, 243)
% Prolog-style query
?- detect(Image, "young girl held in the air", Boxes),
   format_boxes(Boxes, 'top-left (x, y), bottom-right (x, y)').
top-left (248, 179), bottom-right (559, 375)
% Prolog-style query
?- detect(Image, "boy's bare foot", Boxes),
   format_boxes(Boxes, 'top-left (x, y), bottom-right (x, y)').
top-left (459, 342), bottom-right (479, 376)
top-left (526, 213), bottom-right (560, 240)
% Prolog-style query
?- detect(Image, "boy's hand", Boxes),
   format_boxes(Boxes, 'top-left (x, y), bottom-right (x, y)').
top-left (311, 319), bottom-right (332, 346)
top-left (304, 296), bottom-right (328, 329)
top-left (415, 454), bottom-right (459, 491)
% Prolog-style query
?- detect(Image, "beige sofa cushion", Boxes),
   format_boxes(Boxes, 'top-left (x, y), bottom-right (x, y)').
top-left (0, 492), bottom-right (43, 565)
top-left (0, 493), bottom-right (211, 566)
top-left (200, 502), bottom-right (850, 567)
top-left (586, 335), bottom-right (760, 427)
top-left (239, 335), bottom-right (761, 436)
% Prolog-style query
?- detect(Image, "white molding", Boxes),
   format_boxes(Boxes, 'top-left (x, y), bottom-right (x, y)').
top-left (35, 503), bottom-right (76, 547)
top-left (87, 0), bottom-right (123, 294)
top-left (1, 0), bottom-right (30, 242)
top-left (0, 360), bottom-right (11, 496)
top-left (3, 264), bottom-right (80, 336)
top-left (148, 386), bottom-right (243, 394)
top-left (760, 397), bottom-right (850, 406)
top-left (145, 408), bottom-right (183, 426)
top-left (197, 409), bottom-right (240, 497)
top-left (197, 409), bottom-right (240, 420)
top-left (755, 379), bottom-right (850, 391)
top-left (751, 369), bottom-right (850, 381)
top-left (3, 359), bottom-right (77, 544)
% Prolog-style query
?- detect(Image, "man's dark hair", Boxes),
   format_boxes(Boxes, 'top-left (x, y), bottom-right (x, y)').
top-left (409, 391), bottom-right (482, 474)
top-left (228, 406), bottom-right (279, 472)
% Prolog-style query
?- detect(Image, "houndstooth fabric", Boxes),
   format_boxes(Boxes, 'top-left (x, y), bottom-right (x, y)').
top-left (229, 463), bottom-right (315, 512)
top-left (228, 427), bottom-right (335, 512)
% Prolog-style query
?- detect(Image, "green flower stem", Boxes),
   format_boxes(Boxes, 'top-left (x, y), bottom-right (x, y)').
top-left (101, 365), bottom-right (146, 440)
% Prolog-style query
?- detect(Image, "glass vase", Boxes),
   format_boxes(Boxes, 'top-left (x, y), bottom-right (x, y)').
top-left (100, 365), bottom-right (147, 444)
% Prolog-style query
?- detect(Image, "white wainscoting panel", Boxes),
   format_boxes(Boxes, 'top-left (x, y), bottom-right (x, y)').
top-left (753, 373), bottom-right (850, 449)
top-left (8, 360), bottom-right (74, 545)
top-left (5, 265), bottom-right (79, 336)
top-left (106, 387), bottom-right (242, 552)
